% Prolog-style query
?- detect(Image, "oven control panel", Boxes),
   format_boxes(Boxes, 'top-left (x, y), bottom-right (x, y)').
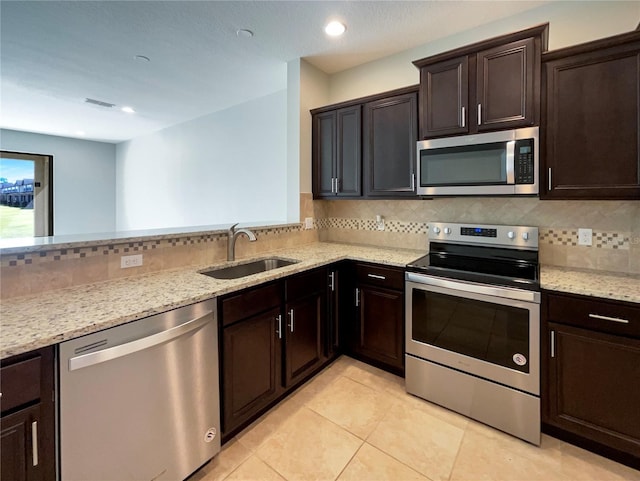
top-left (429, 222), bottom-right (538, 248)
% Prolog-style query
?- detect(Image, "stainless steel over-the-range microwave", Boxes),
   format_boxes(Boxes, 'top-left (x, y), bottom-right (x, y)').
top-left (416, 126), bottom-right (539, 196)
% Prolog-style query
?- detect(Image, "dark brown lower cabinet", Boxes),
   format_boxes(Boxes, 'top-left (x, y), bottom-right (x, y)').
top-left (0, 347), bottom-right (55, 481)
top-left (220, 268), bottom-right (329, 440)
top-left (352, 263), bottom-right (404, 375)
top-left (543, 292), bottom-right (640, 469)
top-left (284, 293), bottom-right (323, 387)
top-left (222, 307), bottom-right (282, 435)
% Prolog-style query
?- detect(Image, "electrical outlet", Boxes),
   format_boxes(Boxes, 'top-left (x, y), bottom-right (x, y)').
top-left (578, 228), bottom-right (593, 246)
top-left (304, 217), bottom-right (313, 230)
top-left (376, 215), bottom-right (385, 231)
top-left (121, 254), bottom-right (143, 268)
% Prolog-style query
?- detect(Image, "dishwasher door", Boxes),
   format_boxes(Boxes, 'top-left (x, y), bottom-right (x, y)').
top-left (59, 299), bottom-right (220, 481)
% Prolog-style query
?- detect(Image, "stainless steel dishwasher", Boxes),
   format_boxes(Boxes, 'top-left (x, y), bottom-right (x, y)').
top-left (58, 299), bottom-right (220, 481)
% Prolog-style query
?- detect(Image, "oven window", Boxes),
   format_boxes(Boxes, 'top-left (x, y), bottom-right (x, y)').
top-left (412, 290), bottom-right (530, 373)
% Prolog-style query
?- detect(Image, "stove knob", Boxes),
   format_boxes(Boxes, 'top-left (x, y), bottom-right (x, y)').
top-left (444, 227), bottom-right (452, 235)
top-left (433, 227), bottom-right (441, 234)
top-left (522, 232), bottom-right (530, 241)
top-left (507, 231), bottom-right (515, 240)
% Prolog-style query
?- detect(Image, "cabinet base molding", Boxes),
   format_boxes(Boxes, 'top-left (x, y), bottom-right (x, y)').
top-left (542, 423), bottom-right (640, 471)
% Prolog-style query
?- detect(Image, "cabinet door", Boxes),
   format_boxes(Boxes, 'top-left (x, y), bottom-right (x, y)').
top-left (546, 322), bottom-right (640, 457)
top-left (222, 308), bottom-right (282, 434)
top-left (312, 111), bottom-right (337, 198)
top-left (1, 404), bottom-right (41, 481)
top-left (543, 42), bottom-right (640, 199)
top-left (420, 56), bottom-right (468, 138)
top-left (336, 106), bottom-right (362, 197)
top-left (476, 37), bottom-right (536, 131)
top-left (285, 293), bottom-right (324, 387)
top-left (355, 284), bottom-right (404, 374)
top-left (363, 92), bottom-right (418, 197)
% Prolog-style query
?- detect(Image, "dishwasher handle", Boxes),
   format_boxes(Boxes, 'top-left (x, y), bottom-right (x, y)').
top-left (68, 310), bottom-right (213, 371)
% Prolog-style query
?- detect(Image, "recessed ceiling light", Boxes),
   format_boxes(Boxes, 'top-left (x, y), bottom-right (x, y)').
top-left (76, 130), bottom-right (86, 136)
top-left (236, 29), bottom-right (254, 38)
top-left (121, 106), bottom-right (135, 114)
top-left (134, 55), bottom-right (151, 62)
top-left (324, 21), bottom-right (346, 37)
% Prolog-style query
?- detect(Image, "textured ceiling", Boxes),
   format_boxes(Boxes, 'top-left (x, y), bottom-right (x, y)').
top-left (0, 1), bottom-right (548, 143)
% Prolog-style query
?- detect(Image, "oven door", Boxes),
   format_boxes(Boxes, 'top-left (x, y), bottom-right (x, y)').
top-left (406, 273), bottom-right (540, 395)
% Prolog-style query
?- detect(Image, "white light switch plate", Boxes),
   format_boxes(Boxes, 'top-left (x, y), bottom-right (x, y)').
top-left (121, 254), bottom-right (143, 268)
top-left (578, 228), bottom-right (592, 246)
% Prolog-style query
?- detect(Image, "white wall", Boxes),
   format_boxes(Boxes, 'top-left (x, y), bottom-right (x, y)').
top-left (328, 1), bottom-right (640, 103)
top-left (0, 128), bottom-right (116, 235)
top-left (116, 91), bottom-right (287, 231)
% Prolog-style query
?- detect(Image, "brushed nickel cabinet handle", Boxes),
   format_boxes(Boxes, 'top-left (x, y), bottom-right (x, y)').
top-left (329, 271), bottom-right (335, 292)
top-left (289, 309), bottom-right (294, 332)
top-left (367, 274), bottom-right (386, 280)
top-left (276, 314), bottom-right (282, 339)
top-left (355, 288), bottom-right (360, 307)
top-left (32, 421), bottom-right (39, 466)
top-left (548, 168), bottom-right (552, 192)
top-left (477, 104), bottom-right (482, 125)
top-left (589, 313), bottom-right (630, 324)
top-left (461, 106), bottom-right (465, 128)
top-left (550, 330), bottom-right (555, 358)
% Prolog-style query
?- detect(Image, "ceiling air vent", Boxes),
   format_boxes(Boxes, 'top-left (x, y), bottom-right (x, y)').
top-left (85, 98), bottom-right (115, 108)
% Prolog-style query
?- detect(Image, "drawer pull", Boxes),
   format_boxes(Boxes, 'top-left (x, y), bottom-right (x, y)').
top-left (588, 313), bottom-right (630, 324)
top-left (276, 314), bottom-right (282, 339)
top-left (550, 330), bottom-right (555, 358)
top-left (367, 274), bottom-right (386, 280)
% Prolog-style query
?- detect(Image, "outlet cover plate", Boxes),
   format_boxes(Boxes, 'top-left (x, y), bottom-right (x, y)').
top-left (121, 254), bottom-right (143, 268)
top-left (304, 217), bottom-right (313, 230)
top-left (578, 228), bottom-right (593, 246)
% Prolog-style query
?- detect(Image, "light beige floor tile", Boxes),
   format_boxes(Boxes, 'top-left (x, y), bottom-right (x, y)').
top-left (557, 442), bottom-right (640, 481)
top-left (341, 360), bottom-right (405, 394)
top-left (367, 399), bottom-right (465, 481)
top-left (306, 375), bottom-right (395, 439)
top-left (337, 443), bottom-right (429, 481)
top-left (187, 438), bottom-right (252, 481)
top-left (256, 407), bottom-right (362, 481)
top-left (224, 455), bottom-right (286, 481)
top-left (288, 364), bottom-right (342, 405)
top-left (450, 422), bottom-right (564, 481)
top-left (236, 395), bottom-right (304, 452)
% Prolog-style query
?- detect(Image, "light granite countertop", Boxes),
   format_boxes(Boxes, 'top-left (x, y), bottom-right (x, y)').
top-left (0, 243), bottom-right (423, 359)
top-left (2, 242), bottom-right (639, 360)
top-left (540, 266), bottom-right (640, 304)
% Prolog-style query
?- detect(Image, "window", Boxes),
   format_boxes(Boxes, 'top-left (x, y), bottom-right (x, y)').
top-left (0, 150), bottom-right (53, 238)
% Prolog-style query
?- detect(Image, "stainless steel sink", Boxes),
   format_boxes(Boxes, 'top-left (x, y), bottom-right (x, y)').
top-left (200, 257), bottom-right (299, 279)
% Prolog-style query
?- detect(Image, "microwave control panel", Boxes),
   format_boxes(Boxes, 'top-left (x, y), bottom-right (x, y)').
top-left (515, 139), bottom-right (535, 184)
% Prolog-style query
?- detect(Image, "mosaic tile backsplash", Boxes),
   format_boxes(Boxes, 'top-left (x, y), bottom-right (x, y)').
top-left (1, 195), bottom-right (638, 299)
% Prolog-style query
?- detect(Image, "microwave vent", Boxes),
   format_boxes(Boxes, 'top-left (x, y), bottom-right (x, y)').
top-left (85, 98), bottom-right (115, 108)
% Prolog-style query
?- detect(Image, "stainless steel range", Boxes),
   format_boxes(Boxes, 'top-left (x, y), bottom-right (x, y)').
top-left (405, 222), bottom-right (541, 445)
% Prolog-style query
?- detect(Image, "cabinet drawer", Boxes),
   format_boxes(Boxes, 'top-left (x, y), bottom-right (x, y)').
top-left (285, 268), bottom-right (326, 300)
top-left (1, 356), bottom-right (41, 413)
top-left (546, 292), bottom-right (640, 339)
top-left (356, 263), bottom-right (404, 290)
top-left (221, 283), bottom-right (281, 327)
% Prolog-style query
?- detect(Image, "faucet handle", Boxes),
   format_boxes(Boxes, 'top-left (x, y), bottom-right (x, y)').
top-left (228, 223), bottom-right (239, 233)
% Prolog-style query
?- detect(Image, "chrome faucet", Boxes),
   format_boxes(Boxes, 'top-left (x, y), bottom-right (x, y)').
top-left (227, 223), bottom-right (257, 261)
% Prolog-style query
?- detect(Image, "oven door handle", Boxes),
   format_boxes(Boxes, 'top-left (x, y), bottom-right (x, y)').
top-left (406, 273), bottom-right (540, 303)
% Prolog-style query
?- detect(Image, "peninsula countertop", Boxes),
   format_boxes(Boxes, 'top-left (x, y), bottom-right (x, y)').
top-left (2, 242), bottom-right (639, 359)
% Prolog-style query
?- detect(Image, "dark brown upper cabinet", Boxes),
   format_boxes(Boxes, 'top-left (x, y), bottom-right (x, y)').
top-left (542, 30), bottom-right (640, 200)
top-left (363, 89), bottom-right (418, 197)
top-left (312, 86), bottom-right (419, 200)
top-left (414, 24), bottom-right (547, 139)
top-left (312, 106), bottom-right (361, 198)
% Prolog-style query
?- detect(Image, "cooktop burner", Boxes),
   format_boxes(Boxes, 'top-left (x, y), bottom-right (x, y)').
top-left (407, 222), bottom-right (540, 291)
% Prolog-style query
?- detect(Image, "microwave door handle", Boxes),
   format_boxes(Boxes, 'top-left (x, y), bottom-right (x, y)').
top-left (506, 140), bottom-right (515, 184)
